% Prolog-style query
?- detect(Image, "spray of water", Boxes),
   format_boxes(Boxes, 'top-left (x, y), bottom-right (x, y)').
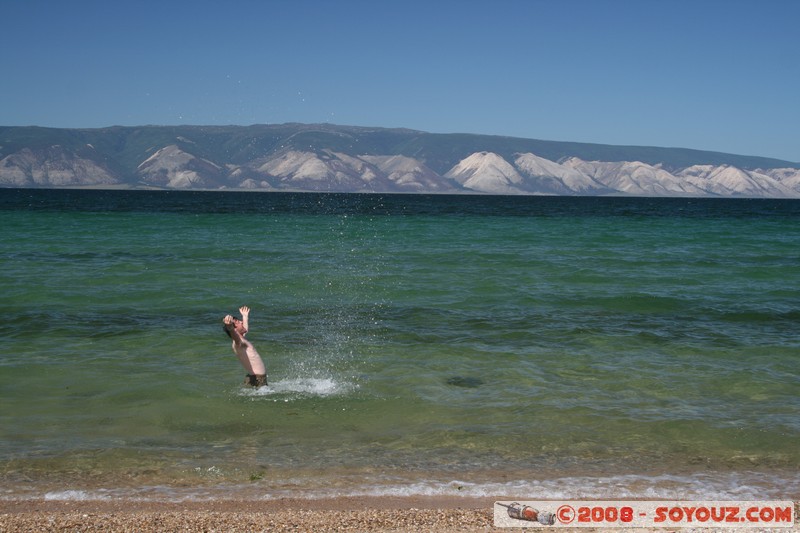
top-left (245, 211), bottom-right (386, 400)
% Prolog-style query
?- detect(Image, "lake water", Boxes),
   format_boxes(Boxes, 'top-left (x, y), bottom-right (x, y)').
top-left (1, 189), bottom-right (798, 502)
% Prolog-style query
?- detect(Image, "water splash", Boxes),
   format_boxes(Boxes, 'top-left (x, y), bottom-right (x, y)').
top-left (239, 377), bottom-right (354, 400)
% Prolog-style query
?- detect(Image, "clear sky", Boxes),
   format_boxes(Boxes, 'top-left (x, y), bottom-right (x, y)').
top-left (3, 0), bottom-right (798, 162)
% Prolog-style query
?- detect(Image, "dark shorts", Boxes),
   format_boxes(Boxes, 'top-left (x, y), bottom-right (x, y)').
top-left (245, 374), bottom-right (267, 387)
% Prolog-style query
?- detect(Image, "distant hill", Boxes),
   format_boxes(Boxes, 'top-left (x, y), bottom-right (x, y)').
top-left (1, 123), bottom-right (798, 197)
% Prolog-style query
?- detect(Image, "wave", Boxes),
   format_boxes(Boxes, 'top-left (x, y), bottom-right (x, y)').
top-left (28, 471), bottom-right (800, 503)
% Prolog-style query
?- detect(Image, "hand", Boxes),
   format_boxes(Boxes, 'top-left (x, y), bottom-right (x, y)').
top-left (239, 305), bottom-right (250, 316)
top-left (223, 314), bottom-right (234, 326)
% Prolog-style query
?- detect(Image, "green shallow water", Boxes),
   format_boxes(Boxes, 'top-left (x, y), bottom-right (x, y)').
top-left (1, 190), bottom-right (799, 500)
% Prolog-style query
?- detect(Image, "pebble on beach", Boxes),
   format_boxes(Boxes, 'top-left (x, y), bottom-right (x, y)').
top-left (0, 508), bottom-right (496, 533)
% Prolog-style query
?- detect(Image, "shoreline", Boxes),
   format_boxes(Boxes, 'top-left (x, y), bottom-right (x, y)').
top-left (2, 497), bottom-right (797, 532)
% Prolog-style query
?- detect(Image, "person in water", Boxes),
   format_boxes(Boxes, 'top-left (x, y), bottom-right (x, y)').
top-left (223, 305), bottom-right (267, 387)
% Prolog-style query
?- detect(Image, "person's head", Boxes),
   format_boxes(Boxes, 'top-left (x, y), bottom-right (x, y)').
top-left (223, 316), bottom-right (243, 338)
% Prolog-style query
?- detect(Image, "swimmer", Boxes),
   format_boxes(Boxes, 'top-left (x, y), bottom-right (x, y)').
top-left (223, 305), bottom-right (267, 387)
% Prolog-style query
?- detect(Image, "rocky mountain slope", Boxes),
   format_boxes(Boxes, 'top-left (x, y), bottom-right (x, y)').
top-left (1, 123), bottom-right (798, 197)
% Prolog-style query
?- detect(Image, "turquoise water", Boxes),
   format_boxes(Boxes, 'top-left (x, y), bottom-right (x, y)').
top-left (1, 189), bottom-right (799, 501)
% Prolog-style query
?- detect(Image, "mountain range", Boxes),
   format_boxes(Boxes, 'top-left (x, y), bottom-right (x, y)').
top-left (1, 123), bottom-right (798, 197)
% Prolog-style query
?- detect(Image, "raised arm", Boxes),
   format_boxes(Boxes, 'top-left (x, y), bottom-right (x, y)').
top-left (239, 305), bottom-right (251, 333)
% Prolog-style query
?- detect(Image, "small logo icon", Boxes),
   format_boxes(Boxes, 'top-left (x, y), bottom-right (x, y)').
top-left (497, 502), bottom-right (556, 525)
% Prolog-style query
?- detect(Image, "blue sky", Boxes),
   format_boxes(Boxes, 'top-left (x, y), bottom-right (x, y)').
top-left (3, 0), bottom-right (798, 162)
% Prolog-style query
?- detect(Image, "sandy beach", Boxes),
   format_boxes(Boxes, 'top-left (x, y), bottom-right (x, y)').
top-left (0, 496), bottom-right (499, 532)
top-left (2, 497), bottom-right (797, 532)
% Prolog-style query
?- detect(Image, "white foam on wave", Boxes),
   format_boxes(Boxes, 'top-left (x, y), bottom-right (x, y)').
top-left (44, 490), bottom-right (112, 501)
top-left (252, 471), bottom-right (800, 501)
top-left (30, 471), bottom-right (800, 503)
